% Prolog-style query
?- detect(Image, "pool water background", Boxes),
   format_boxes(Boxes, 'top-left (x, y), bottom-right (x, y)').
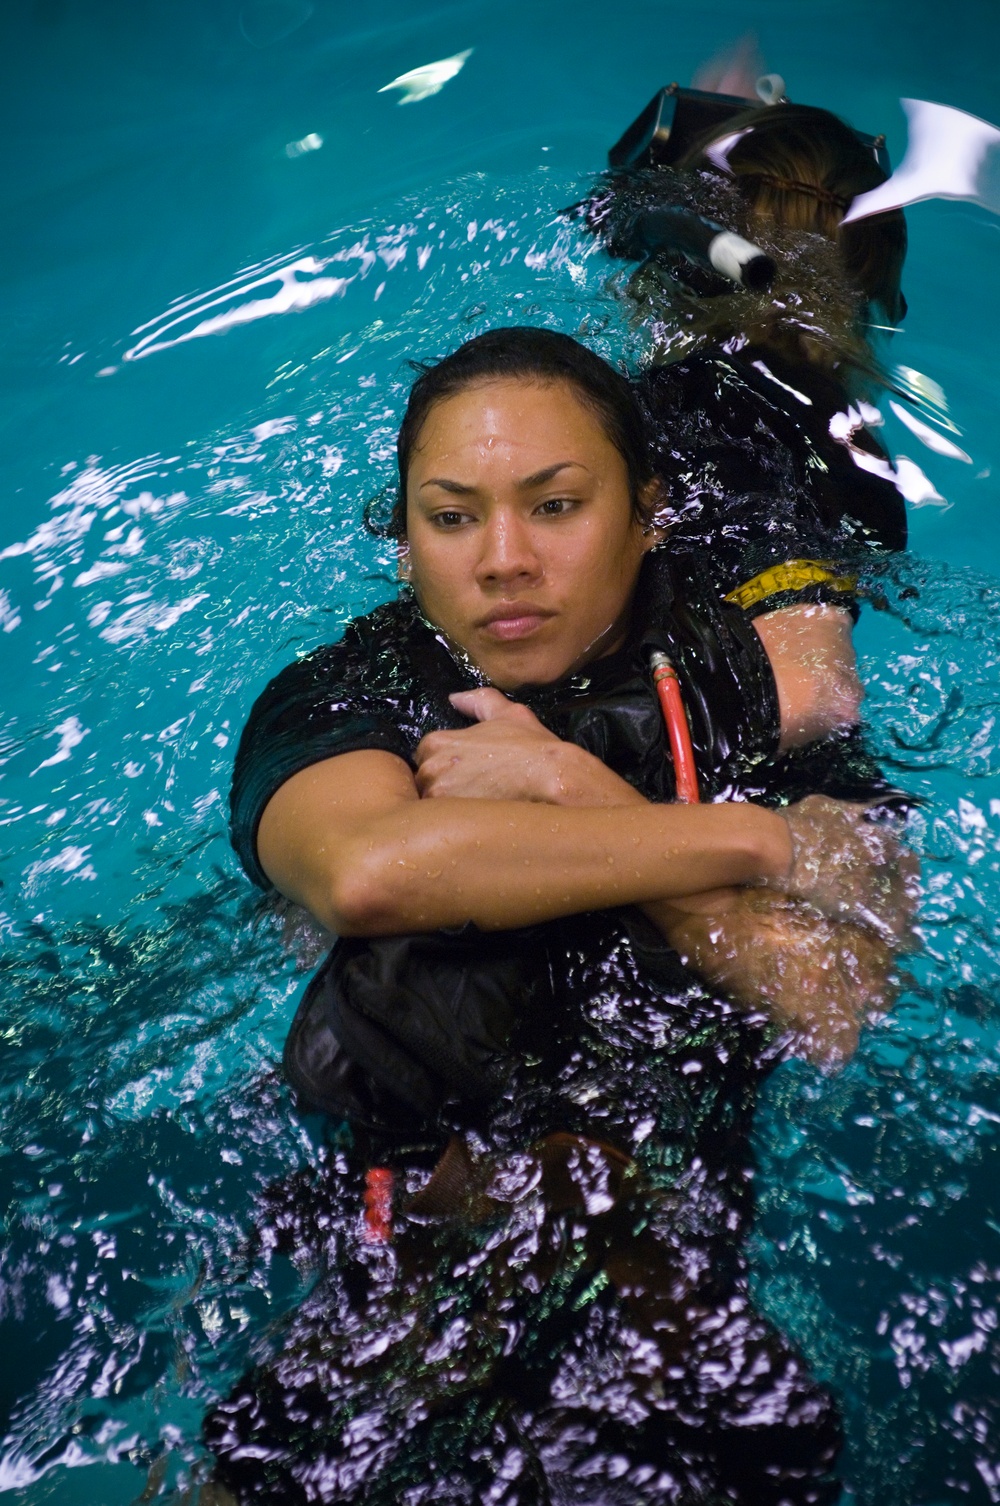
top-left (2, 0), bottom-right (1000, 1500)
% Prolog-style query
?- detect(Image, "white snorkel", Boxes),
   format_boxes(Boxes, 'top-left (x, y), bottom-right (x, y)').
top-left (842, 98), bottom-right (1000, 223)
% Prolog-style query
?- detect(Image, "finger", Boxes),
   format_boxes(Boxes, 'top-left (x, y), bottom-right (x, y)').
top-left (414, 754), bottom-right (452, 797)
top-left (415, 766), bottom-right (440, 797)
top-left (413, 730), bottom-right (456, 766)
top-left (449, 688), bottom-right (536, 724)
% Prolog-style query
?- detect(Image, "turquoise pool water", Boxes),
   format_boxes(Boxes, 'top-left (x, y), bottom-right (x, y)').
top-left (3, 1), bottom-right (1000, 1500)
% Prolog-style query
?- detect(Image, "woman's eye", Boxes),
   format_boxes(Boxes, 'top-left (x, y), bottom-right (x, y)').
top-left (432, 510), bottom-right (470, 529)
top-left (535, 497), bottom-right (576, 517)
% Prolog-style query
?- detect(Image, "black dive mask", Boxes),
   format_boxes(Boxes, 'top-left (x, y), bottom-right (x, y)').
top-left (608, 84), bottom-right (890, 176)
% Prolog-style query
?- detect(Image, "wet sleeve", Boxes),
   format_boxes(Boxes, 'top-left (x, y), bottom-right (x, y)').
top-left (759, 726), bottom-right (914, 812)
top-left (640, 362), bottom-right (861, 621)
top-left (229, 632), bottom-right (412, 890)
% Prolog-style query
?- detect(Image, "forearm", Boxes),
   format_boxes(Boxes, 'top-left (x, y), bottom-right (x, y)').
top-left (262, 716), bottom-right (909, 942)
top-left (331, 797), bottom-right (790, 936)
top-left (652, 891), bottom-right (897, 1062)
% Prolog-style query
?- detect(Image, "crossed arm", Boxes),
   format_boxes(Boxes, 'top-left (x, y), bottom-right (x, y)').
top-left (258, 642), bottom-right (912, 1062)
top-left (257, 601), bottom-right (863, 937)
top-left (405, 688), bottom-right (912, 1061)
top-left (257, 742), bottom-right (792, 937)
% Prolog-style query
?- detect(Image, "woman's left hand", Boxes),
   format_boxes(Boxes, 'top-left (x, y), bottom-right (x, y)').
top-left (654, 889), bottom-right (899, 1063)
top-left (414, 688), bottom-right (645, 808)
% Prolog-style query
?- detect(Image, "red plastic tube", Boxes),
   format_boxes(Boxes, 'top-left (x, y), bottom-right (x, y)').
top-left (363, 1167), bottom-right (394, 1243)
top-left (649, 651), bottom-right (700, 804)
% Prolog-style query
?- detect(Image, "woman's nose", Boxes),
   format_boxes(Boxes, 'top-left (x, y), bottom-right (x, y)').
top-left (476, 511), bottom-right (541, 586)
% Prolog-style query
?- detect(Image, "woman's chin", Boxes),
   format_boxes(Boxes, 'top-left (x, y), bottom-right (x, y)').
top-left (474, 641), bottom-right (577, 691)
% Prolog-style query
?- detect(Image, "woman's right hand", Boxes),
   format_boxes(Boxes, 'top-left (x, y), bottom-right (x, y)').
top-left (764, 794), bottom-right (918, 944)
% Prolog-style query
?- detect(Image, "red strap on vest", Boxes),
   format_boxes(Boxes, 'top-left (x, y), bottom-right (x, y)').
top-left (649, 651), bottom-right (700, 804)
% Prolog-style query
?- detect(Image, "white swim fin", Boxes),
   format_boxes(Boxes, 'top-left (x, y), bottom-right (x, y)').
top-left (843, 98), bottom-right (1000, 223)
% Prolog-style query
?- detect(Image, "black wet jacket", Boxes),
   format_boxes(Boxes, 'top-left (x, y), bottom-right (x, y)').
top-left (638, 347), bottom-right (907, 610)
top-left (231, 547), bottom-right (893, 1147)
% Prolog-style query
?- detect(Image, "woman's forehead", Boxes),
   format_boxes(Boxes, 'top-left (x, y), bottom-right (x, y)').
top-left (411, 378), bottom-right (614, 466)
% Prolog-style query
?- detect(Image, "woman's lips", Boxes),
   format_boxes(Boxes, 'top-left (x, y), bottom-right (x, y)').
top-left (479, 607), bottom-right (553, 642)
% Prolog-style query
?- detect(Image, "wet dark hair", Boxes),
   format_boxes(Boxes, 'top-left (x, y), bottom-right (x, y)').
top-left (680, 102), bottom-right (907, 324)
top-left (367, 327), bottom-right (653, 540)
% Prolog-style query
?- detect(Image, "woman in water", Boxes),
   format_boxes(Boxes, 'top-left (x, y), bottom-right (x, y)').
top-left (207, 327), bottom-right (913, 1505)
top-left (584, 94), bottom-right (911, 750)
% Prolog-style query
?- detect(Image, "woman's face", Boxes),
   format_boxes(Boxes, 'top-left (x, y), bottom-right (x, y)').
top-left (403, 378), bottom-right (657, 690)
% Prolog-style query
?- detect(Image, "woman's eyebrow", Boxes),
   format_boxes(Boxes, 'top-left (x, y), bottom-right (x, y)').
top-left (516, 461), bottom-right (589, 490)
top-left (418, 477), bottom-right (475, 494)
top-left (419, 461), bottom-right (588, 494)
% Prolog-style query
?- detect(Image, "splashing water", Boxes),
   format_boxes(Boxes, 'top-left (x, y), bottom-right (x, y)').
top-left (2, 166), bottom-right (1000, 1504)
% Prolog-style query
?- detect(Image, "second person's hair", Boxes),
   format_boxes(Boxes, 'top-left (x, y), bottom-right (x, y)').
top-left (680, 102), bottom-right (907, 323)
